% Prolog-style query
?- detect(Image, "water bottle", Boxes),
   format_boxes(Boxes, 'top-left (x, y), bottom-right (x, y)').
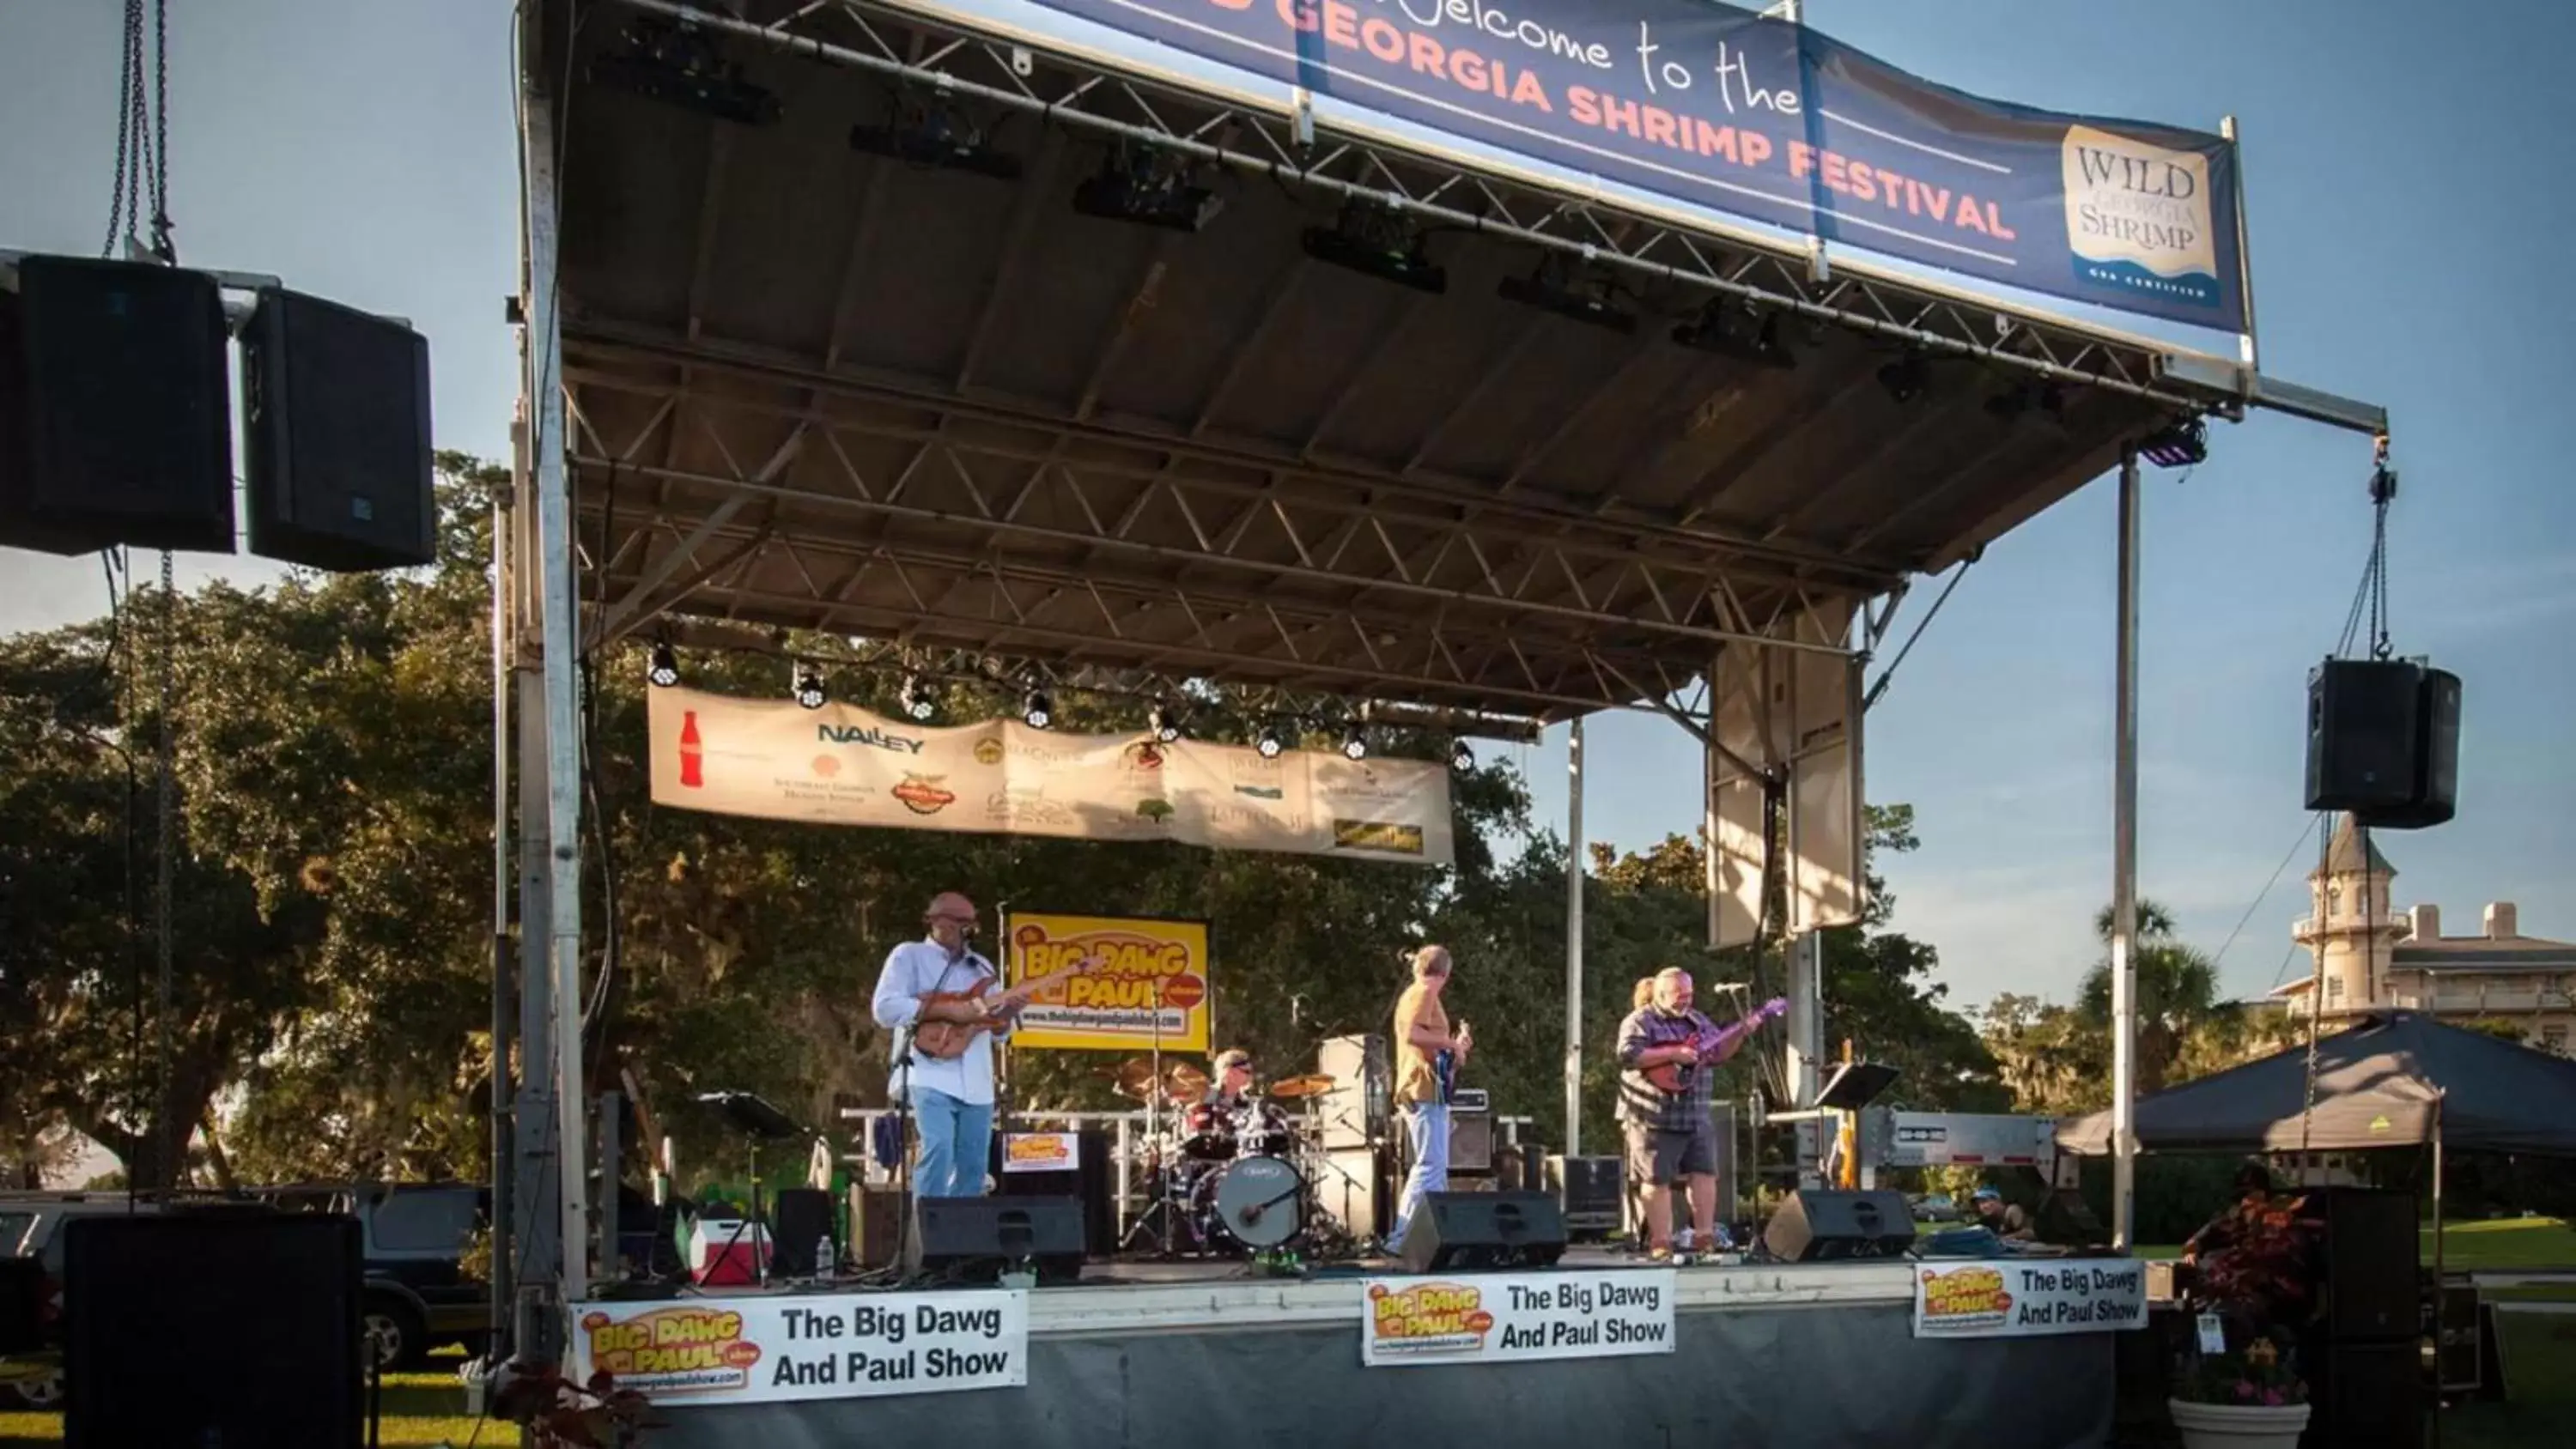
top-left (814, 1234), bottom-right (834, 1279)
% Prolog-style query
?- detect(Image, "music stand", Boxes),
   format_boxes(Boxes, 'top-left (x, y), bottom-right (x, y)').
top-left (696, 1091), bottom-right (807, 1286)
top-left (1816, 1062), bottom-right (1900, 1113)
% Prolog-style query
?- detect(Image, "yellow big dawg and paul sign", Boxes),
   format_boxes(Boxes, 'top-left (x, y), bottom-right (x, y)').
top-left (646, 687), bottom-right (1454, 868)
top-left (1004, 912), bottom-right (1210, 1054)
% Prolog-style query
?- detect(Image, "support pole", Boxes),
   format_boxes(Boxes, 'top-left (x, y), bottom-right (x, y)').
top-left (1704, 652), bottom-right (1722, 952)
top-left (487, 476), bottom-right (514, 1353)
top-left (1785, 930), bottom-right (1825, 1186)
top-left (2109, 445), bottom-right (2143, 1250)
top-left (2222, 115), bottom-right (2259, 375)
top-left (510, 470), bottom-right (559, 1355)
top-left (1564, 718), bottom-right (1586, 1159)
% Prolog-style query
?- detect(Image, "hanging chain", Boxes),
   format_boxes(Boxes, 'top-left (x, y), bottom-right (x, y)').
top-left (2366, 434), bottom-right (2396, 661)
top-left (100, 1), bottom-right (173, 261)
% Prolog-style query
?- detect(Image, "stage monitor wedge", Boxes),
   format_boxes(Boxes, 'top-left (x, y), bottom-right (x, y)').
top-left (0, 253), bottom-right (234, 555)
top-left (240, 286), bottom-right (434, 572)
top-left (1399, 1191), bottom-right (1567, 1273)
top-left (906, 1195), bottom-right (1085, 1285)
top-left (1763, 1188), bottom-right (1917, 1262)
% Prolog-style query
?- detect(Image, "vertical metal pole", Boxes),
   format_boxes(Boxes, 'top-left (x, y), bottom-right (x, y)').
top-left (2221, 116), bottom-right (2259, 374)
top-left (509, 413), bottom-right (560, 1357)
top-left (2110, 445), bottom-right (2143, 1250)
top-left (487, 482), bottom-right (514, 1351)
top-left (1704, 653), bottom-right (1722, 951)
top-left (1564, 718), bottom-right (1585, 1159)
top-left (2432, 1091), bottom-right (2446, 1449)
top-left (1785, 930), bottom-right (1824, 1185)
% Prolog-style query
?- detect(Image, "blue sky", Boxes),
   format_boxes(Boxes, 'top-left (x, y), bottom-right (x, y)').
top-left (3, 1), bottom-right (2568, 1012)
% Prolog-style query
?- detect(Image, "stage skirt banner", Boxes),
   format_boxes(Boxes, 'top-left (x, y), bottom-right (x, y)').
top-left (568, 1291), bottom-right (1030, 1404)
top-left (1014, 0), bottom-right (2244, 331)
top-left (1000, 1131), bottom-right (1082, 1172)
top-left (1005, 912), bottom-right (1212, 1053)
top-left (1911, 1258), bottom-right (2147, 1340)
top-left (647, 687), bottom-right (1454, 868)
top-left (1360, 1268), bottom-right (1676, 1367)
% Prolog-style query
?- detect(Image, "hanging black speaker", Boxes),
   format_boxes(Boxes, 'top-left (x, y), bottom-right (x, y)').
top-left (240, 286), bottom-right (434, 572)
top-left (2305, 658), bottom-right (2421, 815)
top-left (0, 254), bottom-right (234, 555)
top-left (2364, 666), bottom-right (2460, 830)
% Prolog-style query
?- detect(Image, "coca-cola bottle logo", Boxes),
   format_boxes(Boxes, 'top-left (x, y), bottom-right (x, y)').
top-left (678, 710), bottom-right (705, 789)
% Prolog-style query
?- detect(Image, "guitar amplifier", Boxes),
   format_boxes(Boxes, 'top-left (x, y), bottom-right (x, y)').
top-left (1546, 1155), bottom-right (1624, 1239)
top-left (1316, 1034), bottom-right (1386, 1150)
top-left (1448, 1090), bottom-right (1492, 1173)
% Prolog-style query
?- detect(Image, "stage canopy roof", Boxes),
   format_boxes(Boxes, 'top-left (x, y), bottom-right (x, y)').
top-left (535, 0), bottom-right (2379, 728)
top-left (2058, 1013), bottom-right (2576, 1158)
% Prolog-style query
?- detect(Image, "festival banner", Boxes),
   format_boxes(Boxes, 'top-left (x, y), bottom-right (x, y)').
top-left (1016, 0), bottom-right (2244, 331)
top-left (567, 1291), bottom-right (1030, 1404)
top-left (1005, 912), bottom-right (1212, 1053)
top-left (1360, 1269), bottom-right (1676, 1367)
top-left (1911, 1258), bottom-right (2147, 1340)
top-left (646, 687), bottom-right (1454, 868)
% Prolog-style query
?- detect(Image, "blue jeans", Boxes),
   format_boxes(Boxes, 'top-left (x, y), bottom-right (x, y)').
top-left (1387, 1101), bottom-right (1449, 1252)
top-left (912, 1088), bottom-right (993, 1198)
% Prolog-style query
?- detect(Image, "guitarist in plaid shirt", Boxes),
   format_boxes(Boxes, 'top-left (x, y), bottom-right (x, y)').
top-left (1616, 967), bottom-right (1780, 1263)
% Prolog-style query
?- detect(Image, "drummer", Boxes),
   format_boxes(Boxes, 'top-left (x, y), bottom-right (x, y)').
top-left (1206, 1048), bottom-right (1256, 1109)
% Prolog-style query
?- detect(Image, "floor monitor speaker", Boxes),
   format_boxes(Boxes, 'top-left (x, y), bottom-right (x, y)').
top-left (2306, 659), bottom-right (2422, 815)
top-left (240, 287), bottom-right (434, 571)
top-left (905, 1195), bottom-right (1085, 1285)
top-left (64, 1210), bottom-right (362, 1448)
top-left (1399, 1191), bottom-right (1566, 1273)
top-left (0, 254), bottom-right (234, 555)
top-left (1763, 1189), bottom-right (1917, 1262)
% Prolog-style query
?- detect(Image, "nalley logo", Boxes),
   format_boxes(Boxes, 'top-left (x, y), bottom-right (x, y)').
top-left (817, 723), bottom-right (926, 754)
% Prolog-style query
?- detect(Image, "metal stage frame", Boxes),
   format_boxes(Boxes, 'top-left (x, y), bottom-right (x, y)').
top-left (501, 0), bottom-right (2388, 1362)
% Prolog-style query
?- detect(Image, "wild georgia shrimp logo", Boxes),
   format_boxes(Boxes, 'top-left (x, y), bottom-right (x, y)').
top-left (581, 1306), bottom-right (763, 1392)
top-left (1918, 1265), bottom-right (2014, 1326)
top-left (1367, 1281), bottom-right (1495, 1355)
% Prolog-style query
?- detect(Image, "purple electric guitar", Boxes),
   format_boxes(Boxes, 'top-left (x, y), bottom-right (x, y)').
top-left (1644, 997), bottom-right (1787, 1094)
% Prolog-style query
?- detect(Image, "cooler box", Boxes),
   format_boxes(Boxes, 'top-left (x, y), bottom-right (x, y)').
top-left (689, 1218), bottom-right (771, 1286)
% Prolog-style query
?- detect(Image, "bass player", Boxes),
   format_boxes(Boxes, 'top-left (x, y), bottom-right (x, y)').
top-left (870, 890), bottom-right (1027, 1197)
top-left (1615, 967), bottom-right (1783, 1263)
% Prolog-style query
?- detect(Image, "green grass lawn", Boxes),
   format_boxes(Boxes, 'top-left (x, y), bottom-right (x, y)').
top-left (2137, 1216), bottom-right (2576, 1270)
top-left (0, 1368), bottom-right (488, 1447)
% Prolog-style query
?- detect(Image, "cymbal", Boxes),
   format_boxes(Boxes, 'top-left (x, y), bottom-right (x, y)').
top-left (1266, 1074), bottom-right (1336, 1100)
top-left (1163, 1062), bottom-right (1210, 1097)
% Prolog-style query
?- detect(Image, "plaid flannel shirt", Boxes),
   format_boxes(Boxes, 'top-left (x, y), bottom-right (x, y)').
top-left (1616, 1005), bottom-right (1719, 1132)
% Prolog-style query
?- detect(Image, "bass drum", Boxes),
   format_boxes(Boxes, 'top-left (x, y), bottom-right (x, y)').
top-left (1206, 1155), bottom-right (1306, 1249)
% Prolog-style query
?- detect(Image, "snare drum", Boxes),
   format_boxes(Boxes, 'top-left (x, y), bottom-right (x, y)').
top-left (1178, 1102), bottom-right (1237, 1161)
top-left (1232, 1099), bottom-right (1295, 1158)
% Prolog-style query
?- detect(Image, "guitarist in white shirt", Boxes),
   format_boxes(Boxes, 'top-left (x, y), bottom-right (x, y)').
top-left (870, 891), bottom-right (1017, 1198)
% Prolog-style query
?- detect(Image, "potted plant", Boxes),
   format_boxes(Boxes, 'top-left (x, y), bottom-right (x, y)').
top-left (2169, 1330), bottom-right (2311, 1449)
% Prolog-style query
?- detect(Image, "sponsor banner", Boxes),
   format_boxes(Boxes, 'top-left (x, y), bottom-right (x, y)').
top-left (568, 1292), bottom-right (1029, 1404)
top-left (1018, 0), bottom-right (2243, 331)
top-left (1006, 912), bottom-right (1211, 1053)
top-left (1361, 1269), bottom-right (1676, 1367)
top-left (649, 687), bottom-right (1453, 868)
top-left (1911, 1258), bottom-right (2147, 1340)
top-left (999, 1131), bottom-right (1081, 1172)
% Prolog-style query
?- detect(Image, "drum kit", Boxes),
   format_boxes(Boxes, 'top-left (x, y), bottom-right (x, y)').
top-left (1103, 1057), bottom-right (1360, 1261)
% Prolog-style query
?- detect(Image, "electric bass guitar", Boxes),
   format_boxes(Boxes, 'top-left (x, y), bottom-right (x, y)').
top-left (1643, 997), bottom-right (1788, 1094)
top-left (1433, 1020), bottom-right (1470, 1104)
top-left (909, 953), bottom-right (1104, 1060)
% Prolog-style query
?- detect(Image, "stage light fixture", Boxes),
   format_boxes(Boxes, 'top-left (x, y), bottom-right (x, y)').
top-left (1672, 305), bottom-right (1795, 370)
top-left (1303, 204), bottom-right (1445, 294)
top-left (1984, 379), bottom-right (2069, 421)
top-left (2138, 416), bottom-right (2208, 468)
top-left (1498, 270), bottom-right (1637, 335)
top-left (1877, 352), bottom-right (1929, 404)
top-left (850, 112), bottom-right (1022, 180)
top-left (1255, 724), bottom-right (1285, 759)
top-left (1023, 688), bottom-right (1054, 730)
top-left (792, 664), bottom-right (828, 711)
top-left (646, 640), bottom-right (679, 688)
top-left (1150, 705), bottom-right (1183, 743)
top-left (1450, 739), bottom-right (1475, 771)
top-left (898, 675), bottom-right (936, 721)
top-left (1073, 148), bottom-right (1223, 233)
top-left (588, 18), bottom-right (781, 126)
top-left (1340, 724), bottom-right (1369, 761)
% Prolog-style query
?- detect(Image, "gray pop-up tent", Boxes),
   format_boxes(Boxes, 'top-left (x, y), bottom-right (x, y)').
top-left (2058, 1011), bottom-right (2576, 1157)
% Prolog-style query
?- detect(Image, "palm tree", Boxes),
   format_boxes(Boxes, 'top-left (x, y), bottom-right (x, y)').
top-left (2077, 898), bottom-right (2221, 1094)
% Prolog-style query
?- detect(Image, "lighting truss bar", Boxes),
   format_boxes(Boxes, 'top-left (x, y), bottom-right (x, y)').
top-left (605, 0), bottom-right (2232, 418)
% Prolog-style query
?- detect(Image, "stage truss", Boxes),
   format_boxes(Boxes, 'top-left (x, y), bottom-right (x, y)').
top-left (502, 0), bottom-right (2390, 1331)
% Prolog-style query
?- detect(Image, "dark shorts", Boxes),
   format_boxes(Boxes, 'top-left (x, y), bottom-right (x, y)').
top-left (1625, 1119), bottom-right (1716, 1187)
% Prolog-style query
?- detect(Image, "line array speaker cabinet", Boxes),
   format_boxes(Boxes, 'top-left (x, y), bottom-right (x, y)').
top-left (1, 254), bottom-right (234, 555)
top-left (64, 1210), bottom-right (362, 1449)
top-left (1763, 1188), bottom-right (1917, 1262)
top-left (1399, 1191), bottom-right (1567, 1273)
top-left (239, 286), bottom-right (435, 571)
top-left (905, 1195), bottom-right (1085, 1285)
top-left (2306, 658), bottom-right (2461, 829)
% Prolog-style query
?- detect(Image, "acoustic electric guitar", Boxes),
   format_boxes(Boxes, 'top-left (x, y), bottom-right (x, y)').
top-left (908, 952), bottom-right (1105, 1060)
top-left (1643, 996), bottom-right (1789, 1094)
